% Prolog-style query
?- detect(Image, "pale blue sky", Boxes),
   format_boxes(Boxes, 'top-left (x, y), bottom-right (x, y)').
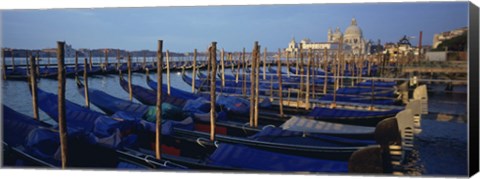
top-left (1, 2), bottom-right (469, 52)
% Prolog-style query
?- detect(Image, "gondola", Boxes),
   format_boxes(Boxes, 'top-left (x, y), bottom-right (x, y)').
top-left (197, 69), bottom-right (398, 105)
top-left (151, 69), bottom-right (411, 127)
top-left (34, 87), bottom-right (380, 172)
top-left (75, 77), bottom-right (384, 161)
top-left (2, 105), bottom-right (186, 169)
top-left (4, 65), bottom-right (104, 80)
top-left (146, 73), bottom-right (207, 101)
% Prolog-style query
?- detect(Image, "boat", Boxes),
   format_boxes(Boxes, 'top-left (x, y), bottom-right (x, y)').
top-left (151, 69), bottom-right (414, 127)
top-left (75, 77), bottom-right (385, 161)
top-left (34, 87), bottom-right (382, 172)
top-left (2, 105), bottom-right (186, 169)
top-left (146, 73), bottom-right (207, 101)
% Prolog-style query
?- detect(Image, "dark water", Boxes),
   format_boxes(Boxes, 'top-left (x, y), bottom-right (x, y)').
top-left (1, 69), bottom-right (468, 176)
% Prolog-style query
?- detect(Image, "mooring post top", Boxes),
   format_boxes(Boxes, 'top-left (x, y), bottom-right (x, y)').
top-left (158, 40), bottom-right (163, 47)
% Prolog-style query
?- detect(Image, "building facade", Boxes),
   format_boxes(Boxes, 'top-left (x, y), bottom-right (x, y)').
top-left (286, 18), bottom-right (369, 55)
top-left (432, 27), bottom-right (468, 49)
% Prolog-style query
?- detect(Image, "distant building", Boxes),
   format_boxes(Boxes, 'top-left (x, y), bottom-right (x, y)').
top-left (41, 43), bottom-right (76, 57)
top-left (383, 35), bottom-right (420, 58)
top-left (369, 40), bottom-right (384, 54)
top-left (432, 27), bottom-right (468, 49)
top-left (285, 18), bottom-right (370, 55)
top-left (65, 44), bottom-right (76, 57)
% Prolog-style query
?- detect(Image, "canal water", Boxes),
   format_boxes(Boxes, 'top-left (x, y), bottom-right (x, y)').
top-left (1, 69), bottom-right (468, 176)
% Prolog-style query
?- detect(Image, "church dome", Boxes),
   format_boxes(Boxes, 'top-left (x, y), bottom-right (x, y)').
top-left (344, 18), bottom-right (362, 37)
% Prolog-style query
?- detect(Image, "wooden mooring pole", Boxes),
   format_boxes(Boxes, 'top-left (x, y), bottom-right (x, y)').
top-left (249, 42), bottom-right (258, 127)
top-left (369, 79), bottom-right (375, 111)
top-left (25, 51), bottom-right (29, 76)
top-left (34, 51), bottom-right (39, 76)
top-left (117, 49), bottom-right (121, 71)
top-left (229, 53), bottom-right (234, 72)
top-left (305, 49), bottom-right (311, 110)
top-left (29, 56), bottom-right (39, 121)
top-left (2, 48), bottom-right (6, 80)
top-left (143, 51), bottom-right (147, 70)
top-left (89, 51), bottom-right (93, 71)
top-left (11, 49), bottom-right (15, 70)
top-left (235, 52), bottom-right (241, 83)
top-left (104, 49), bottom-right (109, 71)
top-left (127, 53), bottom-right (133, 101)
top-left (155, 40), bottom-right (163, 160)
top-left (210, 42), bottom-right (217, 141)
top-left (83, 58), bottom-right (90, 109)
top-left (74, 51), bottom-right (79, 74)
top-left (254, 44), bottom-right (260, 128)
top-left (242, 48), bottom-right (246, 97)
top-left (221, 48), bottom-right (225, 88)
top-left (297, 46), bottom-right (304, 108)
top-left (263, 47), bottom-right (267, 80)
top-left (47, 52), bottom-right (50, 69)
top-left (312, 52), bottom-right (317, 99)
top-left (277, 49), bottom-right (284, 117)
top-left (295, 51), bottom-right (299, 75)
top-left (323, 48), bottom-right (328, 94)
top-left (57, 41), bottom-right (68, 169)
top-left (286, 51), bottom-right (290, 78)
top-left (166, 50), bottom-right (171, 95)
top-left (192, 49), bottom-right (197, 93)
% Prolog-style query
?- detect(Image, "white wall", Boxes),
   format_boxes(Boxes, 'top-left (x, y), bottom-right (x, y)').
top-left (425, 51), bottom-right (447, 61)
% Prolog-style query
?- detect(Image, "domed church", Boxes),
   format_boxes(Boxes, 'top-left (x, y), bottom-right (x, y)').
top-left (286, 18), bottom-right (369, 55)
top-left (336, 18), bottom-right (367, 55)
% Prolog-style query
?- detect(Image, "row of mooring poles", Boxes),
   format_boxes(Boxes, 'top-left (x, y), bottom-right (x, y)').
top-left (28, 41), bottom-right (180, 167)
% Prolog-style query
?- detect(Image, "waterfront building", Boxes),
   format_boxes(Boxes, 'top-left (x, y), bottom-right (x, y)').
top-left (432, 27), bottom-right (468, 49)
top-left (384, 35), bottom-right (418, 55)
top-left (285, 18), bottom-right (370, 55)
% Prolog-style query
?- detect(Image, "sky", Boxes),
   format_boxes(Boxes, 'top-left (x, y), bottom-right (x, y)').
top-left (0, 1), bottom-right (470, 52)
